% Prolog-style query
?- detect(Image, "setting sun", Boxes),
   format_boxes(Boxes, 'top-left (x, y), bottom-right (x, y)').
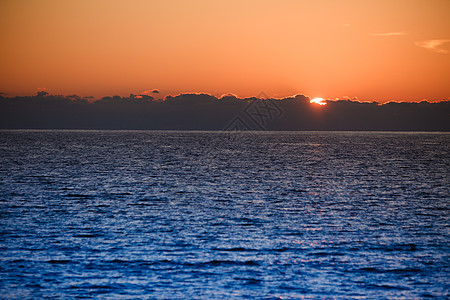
top-left (310, 97), bottom-right (327, 105)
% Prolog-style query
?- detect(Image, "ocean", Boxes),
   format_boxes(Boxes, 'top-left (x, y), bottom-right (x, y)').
top-left (0, 130), bottom-right (448, 299)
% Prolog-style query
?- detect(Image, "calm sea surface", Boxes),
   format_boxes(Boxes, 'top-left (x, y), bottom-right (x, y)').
top-left (0, 131), bottom-right (449, 299)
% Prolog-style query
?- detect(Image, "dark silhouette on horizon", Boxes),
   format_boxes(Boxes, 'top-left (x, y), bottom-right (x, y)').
top-left (0, 92), bottom-right (449, 131)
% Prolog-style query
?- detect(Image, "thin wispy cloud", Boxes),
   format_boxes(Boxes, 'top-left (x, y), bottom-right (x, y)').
top-left (415, 39), bottom-right (450, 54)
top-left (371, 32), bottom-right (406, 36)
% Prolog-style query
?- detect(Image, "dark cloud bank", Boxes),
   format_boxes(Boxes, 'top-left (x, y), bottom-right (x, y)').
top-left (0, 92), bottom-right (449, 131)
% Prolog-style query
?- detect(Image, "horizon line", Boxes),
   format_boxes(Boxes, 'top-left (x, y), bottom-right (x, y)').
top-left (1, 91), bottom-right (449, 105)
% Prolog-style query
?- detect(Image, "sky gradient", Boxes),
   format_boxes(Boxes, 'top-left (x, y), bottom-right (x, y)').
top-left (1, 0), bottom-right (449, 102)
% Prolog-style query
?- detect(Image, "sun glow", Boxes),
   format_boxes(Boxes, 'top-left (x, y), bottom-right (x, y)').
top-left (310, 97), bottom-right (327, 105)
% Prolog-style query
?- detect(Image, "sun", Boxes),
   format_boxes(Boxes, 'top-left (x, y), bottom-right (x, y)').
top-left (310, 97), bottom-right (327, 105)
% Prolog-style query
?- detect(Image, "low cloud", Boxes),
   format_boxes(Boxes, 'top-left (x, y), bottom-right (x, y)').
top-left (415, 39), bottom-right (450, 54)
top-left (37, 91), bottom-right (49, 97)
top-left (0, 93), bottom-right (448, 131)
top-left (141, 89), bottom-right (160, 95)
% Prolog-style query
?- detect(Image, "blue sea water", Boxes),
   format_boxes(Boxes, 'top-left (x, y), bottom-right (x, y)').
top-left (0, 130), bottom-right (449, 299)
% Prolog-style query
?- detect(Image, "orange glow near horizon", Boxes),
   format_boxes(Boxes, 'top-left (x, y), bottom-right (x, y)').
top-left (0, 0), bottom-right (449, 102)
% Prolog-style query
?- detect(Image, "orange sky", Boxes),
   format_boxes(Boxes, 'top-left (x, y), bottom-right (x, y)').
top-left (1, 0), bottom-right (449, 102)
